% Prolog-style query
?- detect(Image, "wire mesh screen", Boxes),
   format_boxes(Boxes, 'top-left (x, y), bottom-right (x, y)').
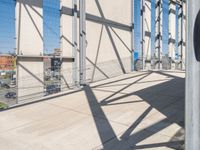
top-left (62, 68), bottom-right (76, 91)
top-left (43, 0), bottom-right (61, 97)
top-left (162, 55), bottom-right (172, 70)
top-left (0, 0), bottom-right (15, 54)
top-left (0, 0), bottom-right (17, 109)
top-left (17, 72), bottom-right (44, 104)
top-left (86, 57), bottom-right (132, 83)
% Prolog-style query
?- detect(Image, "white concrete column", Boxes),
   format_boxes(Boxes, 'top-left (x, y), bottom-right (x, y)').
top-left (60, 0), bottom-right (74, 89)
top-left (15, 0), bottom-right (44, 102)
top-left (168, 2), bottom-right (176, 67)
top-left (186, 0), bottom-right (200, 149)
top-left (144, 0), bottom-right (151, 69)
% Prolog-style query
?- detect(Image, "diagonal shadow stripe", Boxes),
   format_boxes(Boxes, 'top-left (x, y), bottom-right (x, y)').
top-left (110, 27), bottom-right (132, 53)
top-left (100, 72), bottom-right (151, 105)
top-left (92, 72), bottom-right (148, 88)
top-left (61, 6), bottom-right (131, 32)
top-left (95, 0), bottom-right (126, 74)
top-left (84, 85), bottom-right (119, 149)
top-left (23, 4), bottom-right (43, 41)
top-left (120, 106), bottom-right (153, 140)
top-left (135, 140), bottom-right (184, 149)
top-left (91, 25), bottom-right (104, 82)
top-left (18, 62), bottom-right (44, 85)
top-left (61, 35), bottom-right (109, 79)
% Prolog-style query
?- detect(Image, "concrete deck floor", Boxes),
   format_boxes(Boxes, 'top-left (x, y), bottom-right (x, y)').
top-left (0, 70), bottom-right (185, 150)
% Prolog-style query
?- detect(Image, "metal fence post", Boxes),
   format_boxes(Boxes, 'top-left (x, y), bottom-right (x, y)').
top-left (155, 0), bottom-right (162, 69)
top-left (72, 0), bottom-right (78, 86)
top-left (131, 0), bottom-right (135, 71)
top-left (79, 0), bottom-right (86, 86)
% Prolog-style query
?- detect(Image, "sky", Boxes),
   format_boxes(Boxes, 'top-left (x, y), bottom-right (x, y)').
top-left (134, 0), bottom-right (170, 56)
top-left (0, 0), bottom-right (15, 54)
top-left (43, 0), bottom-right (60, 54)
top-left (0, 0), bottom-right (176, 56)
top-left (0, 0), bottom-right (60, 54)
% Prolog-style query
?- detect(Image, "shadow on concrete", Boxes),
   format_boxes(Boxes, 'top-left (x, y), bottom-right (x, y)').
top-left (95, 0), bottom-right (126, 74)
top-left (1, 70), bottom-right (185, 149)
top-left (23, 4), bottom-right (43, 41)
top-left (18, 62), bottom-right (44, 85)
top-left (83, 71), bottom-right (185, 149)
top-left (60, 35), bottom-right (109, 79)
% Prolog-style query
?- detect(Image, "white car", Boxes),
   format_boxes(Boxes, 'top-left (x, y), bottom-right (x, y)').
top-left (9, 81), bottom-right (16, 88)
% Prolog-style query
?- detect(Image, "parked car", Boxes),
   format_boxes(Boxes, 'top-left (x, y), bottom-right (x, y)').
top-left (45, 85), bottom-right (61, 96)
top-left (9, 80), bottom-right (16, 88)
top-left (5, 92), bottom-right (17, 99)
top-left (1, 83), bottom-right (10, 89)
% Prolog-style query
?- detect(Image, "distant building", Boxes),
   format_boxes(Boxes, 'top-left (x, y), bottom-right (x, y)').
top-left (54, 48), bottom-right (61, 56)
top-left (0, 56), bottom-right (16, 71)
top-left (43, 57), bottom-right (51, 71)
top-left (43, 48), bottom-right (61, 72)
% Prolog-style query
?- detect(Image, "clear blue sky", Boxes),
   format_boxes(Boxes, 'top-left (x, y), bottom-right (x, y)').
top-left (43, 0), bottom-right (60, 54)
top-left (0, 0), bottom-right (15, 54)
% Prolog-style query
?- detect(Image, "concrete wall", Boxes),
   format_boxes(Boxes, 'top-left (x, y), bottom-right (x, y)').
top-left (16, 0), bottom-right (44, 102)
top-left (12, 0), bottom-right (187, 104)
top-left (61, 0), bottom-right (132, 84)
top-left (85, 0), bottom-right (132, 82)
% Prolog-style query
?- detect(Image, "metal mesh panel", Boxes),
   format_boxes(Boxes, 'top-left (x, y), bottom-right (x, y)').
top-left (134, 58), bottom-right (143, 71)
top-left (61, 68), bottom-right (77, 90)
top-left (86, 57), bottom-right (131, 83)
top-left (162, 55), bottom-right (172, 70)
top-left (17, 73), bottom-right (44, 103)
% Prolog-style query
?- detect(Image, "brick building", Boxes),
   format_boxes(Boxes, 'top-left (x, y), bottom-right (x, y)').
top-left (0, 56), bottom-right (16, 71)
